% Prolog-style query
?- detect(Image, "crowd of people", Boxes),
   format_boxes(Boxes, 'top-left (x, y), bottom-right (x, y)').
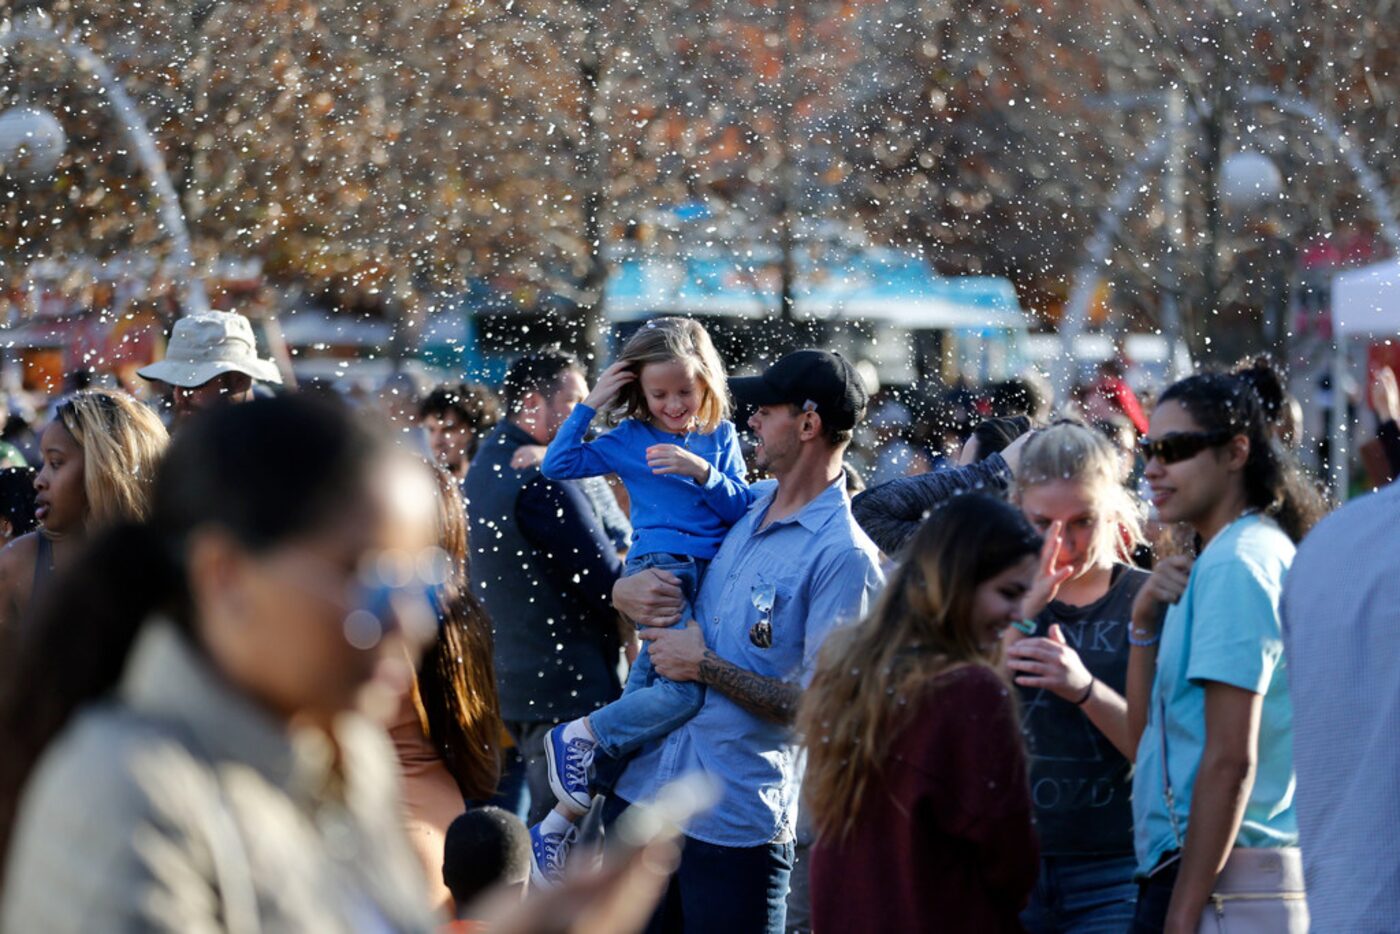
top-left (0, 306), bottom-right (1395, 933)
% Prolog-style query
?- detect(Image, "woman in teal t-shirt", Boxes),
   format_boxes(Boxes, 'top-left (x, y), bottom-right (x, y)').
top-left (1125, 370), bottom-right (1326, 933)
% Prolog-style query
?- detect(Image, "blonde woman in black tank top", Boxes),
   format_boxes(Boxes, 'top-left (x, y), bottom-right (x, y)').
top-left (1003, 422), bottom-right (1149, 934)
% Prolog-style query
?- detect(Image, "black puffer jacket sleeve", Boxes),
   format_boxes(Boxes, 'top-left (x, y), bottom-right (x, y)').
top-left (851, 454), bottom-right (1014, 555)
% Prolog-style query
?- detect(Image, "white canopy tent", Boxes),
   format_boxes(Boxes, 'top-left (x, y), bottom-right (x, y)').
top-left (1329, 259), bottom-right (1400, 495)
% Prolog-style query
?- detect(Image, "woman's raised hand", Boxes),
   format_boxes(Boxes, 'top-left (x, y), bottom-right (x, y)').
top-left (1130, 554), bottom-right (1194, 637)
top-left (1021, 520), bottom-right (1074, 621)
top-left (583, 362), bottom-right (637, 411)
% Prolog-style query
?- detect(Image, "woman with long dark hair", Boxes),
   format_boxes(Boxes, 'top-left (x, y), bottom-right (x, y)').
top-left (801, 494), bottom-right (1043, 932)
top-left (1126, 372), bottom-right (1326, 932)
top-left (0, 396), bottom-right (441, 931)
top-left (389, 466), bottom-right (504, 911)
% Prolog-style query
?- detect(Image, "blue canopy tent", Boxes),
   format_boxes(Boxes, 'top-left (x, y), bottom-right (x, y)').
top-left (603, 247), bottom-right (1031, 384)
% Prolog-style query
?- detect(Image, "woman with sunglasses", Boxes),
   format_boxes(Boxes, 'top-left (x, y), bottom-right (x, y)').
top-left (0, 396), bottom-right (443, 931)
top-left (1126, 373), bottom-right (1326, 933)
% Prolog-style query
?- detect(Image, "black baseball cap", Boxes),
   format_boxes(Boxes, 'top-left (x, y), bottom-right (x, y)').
top-left (730, 349), bottom-right (868, 432)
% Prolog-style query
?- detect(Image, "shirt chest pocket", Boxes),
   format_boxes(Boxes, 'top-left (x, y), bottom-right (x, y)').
top-left (742, 572), bottom-right (798, 656)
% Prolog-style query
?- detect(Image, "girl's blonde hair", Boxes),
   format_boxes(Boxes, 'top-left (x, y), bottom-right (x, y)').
top-left (606, 317), bottom-right (729, 432)
top-left (798, 494), bottom-right (1040, 842)
top-left (1013, 421), bottom-right (1144, 568)
top-left (55, 390), bottom-right (168, 529)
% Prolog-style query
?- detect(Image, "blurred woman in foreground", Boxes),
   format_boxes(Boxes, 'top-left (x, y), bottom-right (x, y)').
top-left (0, 395), bottom-right (441, 931)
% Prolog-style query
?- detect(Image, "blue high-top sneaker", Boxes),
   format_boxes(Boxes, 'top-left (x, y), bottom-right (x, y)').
top-left (544, 721), bottom-right (596, 813)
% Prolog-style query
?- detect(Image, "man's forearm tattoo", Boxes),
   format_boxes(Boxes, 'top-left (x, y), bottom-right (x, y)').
top-left (698, 649), bottom-right (800, 724)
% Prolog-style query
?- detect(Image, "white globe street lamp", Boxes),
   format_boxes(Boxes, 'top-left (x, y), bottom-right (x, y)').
top-left (0, 105), bottom-right (65, 179)
top-left (1220, 150), bottom-right (1284, 209)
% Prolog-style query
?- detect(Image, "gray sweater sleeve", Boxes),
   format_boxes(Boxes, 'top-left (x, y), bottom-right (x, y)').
top-left (851, 453), bottom-right (1014, 555)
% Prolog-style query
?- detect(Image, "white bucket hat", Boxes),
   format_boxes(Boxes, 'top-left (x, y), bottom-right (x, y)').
top-left (137, 311), bottom-right (283, 388)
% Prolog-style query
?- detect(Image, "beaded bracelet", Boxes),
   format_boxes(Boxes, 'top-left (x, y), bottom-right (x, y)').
top-left (1128, 629), bottom-right (1161, 647)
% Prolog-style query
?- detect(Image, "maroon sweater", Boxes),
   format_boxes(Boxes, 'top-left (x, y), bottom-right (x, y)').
top-left (809, 664), bottom-right (1039, 933)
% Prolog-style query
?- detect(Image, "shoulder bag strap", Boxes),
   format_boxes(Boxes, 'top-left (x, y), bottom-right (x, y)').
top-left (1159, 692), bottom-right (1187, 850)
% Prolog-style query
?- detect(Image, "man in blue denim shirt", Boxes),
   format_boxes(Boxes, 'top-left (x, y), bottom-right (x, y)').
top-left (608, 350), bottom-right (885, 933)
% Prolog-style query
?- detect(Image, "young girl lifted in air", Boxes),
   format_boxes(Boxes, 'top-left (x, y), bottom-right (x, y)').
top-left (531, 316), bottom-right (750, 881)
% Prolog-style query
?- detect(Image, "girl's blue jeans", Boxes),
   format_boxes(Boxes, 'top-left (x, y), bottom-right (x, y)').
top-left (588, 552), bottom-right (707, 759)
top-left (1021, 854), bottom-right (1138, 933)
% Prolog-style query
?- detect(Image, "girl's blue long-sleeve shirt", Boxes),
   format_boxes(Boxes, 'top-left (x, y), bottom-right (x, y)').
top-left (542, 404), bottom-right (752, 560)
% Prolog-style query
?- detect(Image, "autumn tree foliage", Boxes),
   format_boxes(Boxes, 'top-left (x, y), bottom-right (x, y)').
top-left (1, 0), bottom-right (1395, 354)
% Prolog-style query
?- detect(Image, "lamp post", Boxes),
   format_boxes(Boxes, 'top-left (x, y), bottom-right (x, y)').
top-left (571, 0), bottom-right (609, 373)
top-left (1228, 90), bottom-right (1400, 497)
top-left (1218, 149), bottom-right (1287, 351)
top-left (1058, 85), bottom-right (1400, 450)
top-left (0, 12), bottom-right (210, 315)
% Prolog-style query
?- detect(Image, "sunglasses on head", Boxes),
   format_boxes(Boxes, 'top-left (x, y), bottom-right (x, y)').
top-left (1138, 430), bottom-right (1235, 465)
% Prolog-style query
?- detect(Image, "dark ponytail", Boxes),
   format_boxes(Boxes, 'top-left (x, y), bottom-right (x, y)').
top-left (0, 395), bottom-right (388, 874)
top-left (1159, 372), bottom-right (1327, 543)
top-left (1233, 354), bottom-right (1288, 428)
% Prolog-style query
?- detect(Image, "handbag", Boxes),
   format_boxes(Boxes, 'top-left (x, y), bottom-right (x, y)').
top-left (1157, 694), bottom-right (1309, 933)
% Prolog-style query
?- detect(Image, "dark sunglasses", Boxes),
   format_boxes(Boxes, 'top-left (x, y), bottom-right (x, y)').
top-left (1138, 430), bottom-right (1235, 465)
top-left (750, 582), bottom-right (776, 649)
